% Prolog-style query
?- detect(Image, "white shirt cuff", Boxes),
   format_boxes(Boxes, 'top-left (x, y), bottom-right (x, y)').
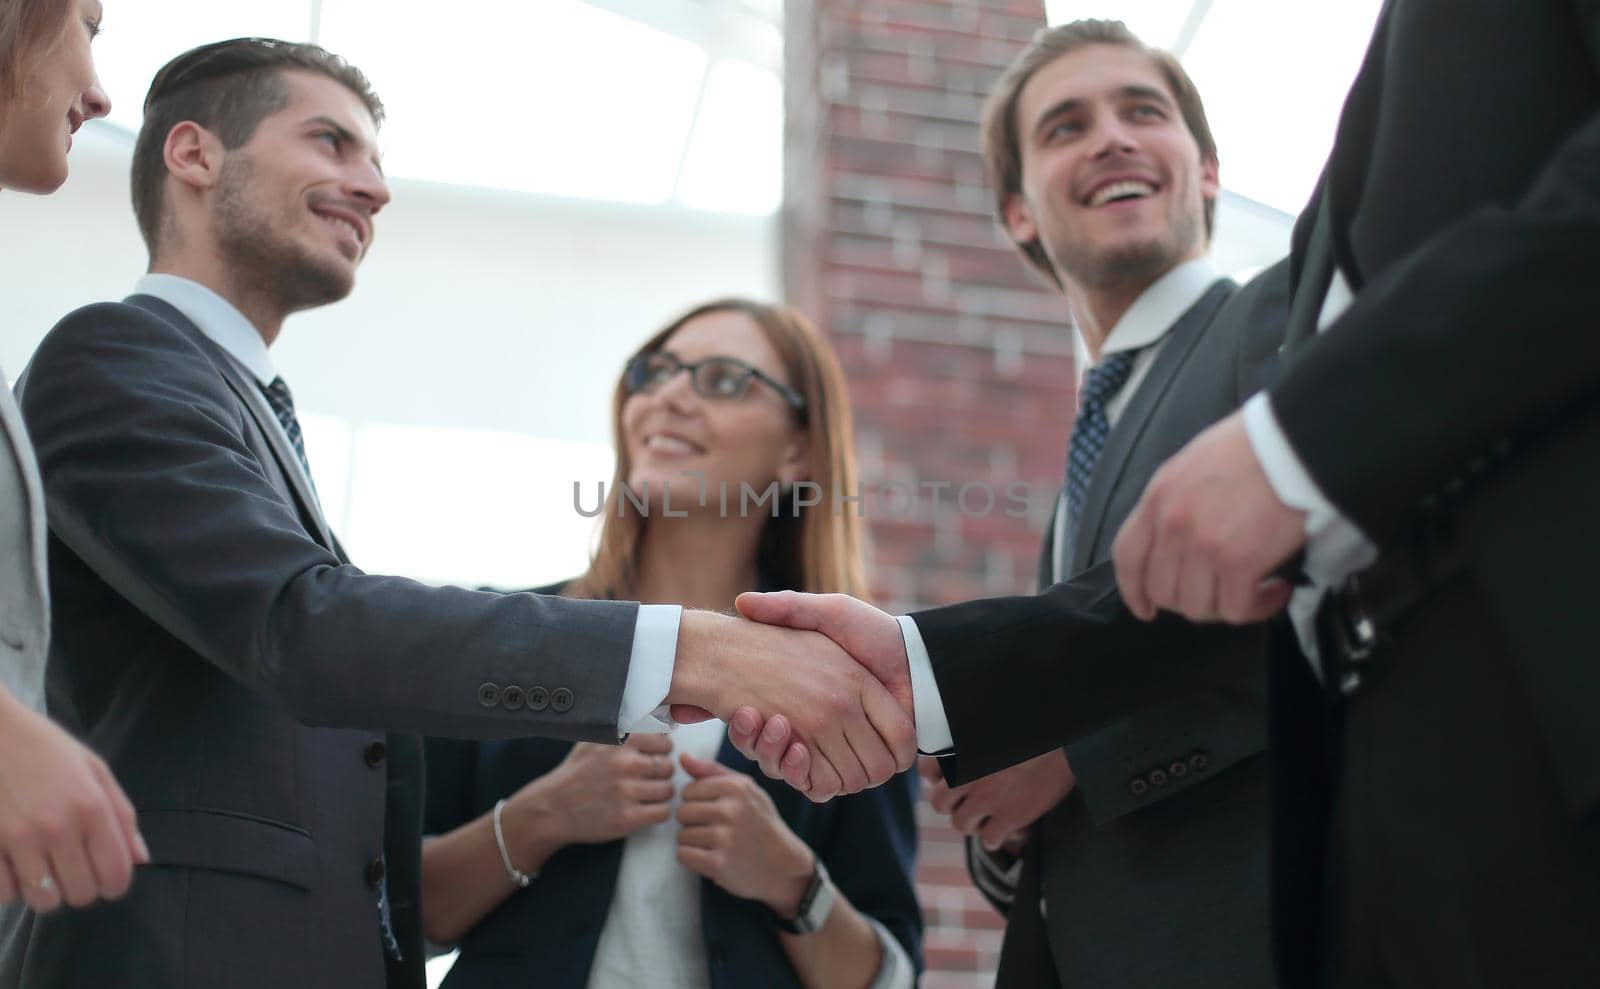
top-left (616, 604), bottom-right (683, 736)
top-left (864, 917), bottom-right (915, 989)
top-left (897, 615), bottom-right (953, 754)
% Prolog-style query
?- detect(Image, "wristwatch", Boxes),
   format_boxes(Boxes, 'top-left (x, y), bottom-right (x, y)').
top-left (772, 855), bottom-right (835, 935)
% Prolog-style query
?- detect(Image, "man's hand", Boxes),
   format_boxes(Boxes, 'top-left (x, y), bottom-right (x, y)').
top-left (727, 592), bottom-right (912, 797)
top-left (675, 752), bottom-right (815, 916)
top-left (668, 609), bottom-right (914, 804)
top-left (919, 751), bottom-right (1074, 851)
top-left (1113, 410), bottom-right (1304, 624)
top-left (0, 691), bottom-right (149, 911)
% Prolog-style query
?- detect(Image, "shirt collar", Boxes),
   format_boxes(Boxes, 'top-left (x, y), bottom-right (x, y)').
top-left (1073, 256), bottom-right (1221, 378)
top-left (133, 274), bottom-right (278, 387)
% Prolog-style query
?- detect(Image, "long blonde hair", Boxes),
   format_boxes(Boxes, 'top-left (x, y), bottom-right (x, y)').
top-left (0, 0), bottom-right (71, 100)
top-left (567, 298), bottom-right (868, 601)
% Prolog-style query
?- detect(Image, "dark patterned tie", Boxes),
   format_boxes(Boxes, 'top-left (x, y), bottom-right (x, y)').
top-left (1064, 349), bottom-right (1140, 541)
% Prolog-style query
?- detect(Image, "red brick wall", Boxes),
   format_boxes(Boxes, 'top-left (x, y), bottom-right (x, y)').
top-left (782, 1), bottom-right (1071, 982)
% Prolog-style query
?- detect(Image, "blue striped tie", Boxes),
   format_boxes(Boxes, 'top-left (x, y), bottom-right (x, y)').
top-left (1065, 349), bottom-right (1140, 540)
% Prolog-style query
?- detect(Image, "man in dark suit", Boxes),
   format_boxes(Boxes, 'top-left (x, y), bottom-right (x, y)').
top-left (1109, 1), bottom-right (1600, 984)
top-left (914, 20), bottom-right (1287, 986)
top-left (4, 38), bottom-right (913, 989)
top-left (736, 3), bottom-right (1599, 984)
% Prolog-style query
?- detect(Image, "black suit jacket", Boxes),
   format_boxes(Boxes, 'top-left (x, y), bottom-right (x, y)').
top-left (969, 270), bottom-right (1289, 987)
top-left (922, 1), bottom-right (1600, 982)
top-left (423, 733), bottom-right (922, 988)
top-left (4, 296), bottom-right (646, 989)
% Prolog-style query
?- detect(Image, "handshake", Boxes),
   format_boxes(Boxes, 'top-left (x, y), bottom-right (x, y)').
top-left (665, 592), bottom-right (919, 802)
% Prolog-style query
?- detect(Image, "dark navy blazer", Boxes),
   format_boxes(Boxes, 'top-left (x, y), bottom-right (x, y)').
top-left (423, 587), bottom-right (922, 988)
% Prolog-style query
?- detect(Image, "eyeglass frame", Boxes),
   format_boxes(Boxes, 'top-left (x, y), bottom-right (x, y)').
top-left (623, 350), bottom-right (808, 421)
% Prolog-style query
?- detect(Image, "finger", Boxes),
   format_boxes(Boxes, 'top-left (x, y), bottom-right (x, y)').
top-left (79, 795), bottom-right (136, 901)
top-left (624, 779), bottom-right (676, 804)
top-left (675, 799), bottom-right (724, 827)
top-left (733, 589), bottom-right (798, 627)
top-left (860, 676), bottom-right (917, 774)
top-left (1141, 510), bottom-right (1186, 619)
top-left (951, 795), bottom-right (989, 835)
top-left (678, 752), bottom-right (728, 780)
top-left (676, 823), bottom-right (727, 850)
top-left (818, 717), bottom-right (872, 795)
top-left (88, 756), bottom-right (148, 866)
top-left (669, 704), bottom-right (716, 724)
top-left (727, 707), bottom-right (763, 759)
top-left (780, 743), bottom-right (811, 794)
top-left (917, 755), bottom-right (944, 785)
top-left (627, 732), bottom-right (675, 755)
top-left (928, 780), bottom-right (965, 816)
top-left (980, 820), bottom-right (1018, 852)
top-left (1112, 499), bottom-right (1158, 620)
top-left (12, 850), bottom-right (61, 913)
top-left (803, 748), bottom-right (843, 803)
top-left (675, 843), bottom-right (716, 876)
top-left (680, 776), bottom-right (736, 803)
top-left (45, 840), bottom-right (99, 909)
top-left (1173, 543), bottom-right (1220, 623)
top-left (628, 802), bottom-right (673, 829)
top-left (753, 715), bottom-right (793, 780)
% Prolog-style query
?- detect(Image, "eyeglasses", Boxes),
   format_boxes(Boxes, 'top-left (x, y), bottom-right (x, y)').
top-left (624, 351), bottom-right (807, 418)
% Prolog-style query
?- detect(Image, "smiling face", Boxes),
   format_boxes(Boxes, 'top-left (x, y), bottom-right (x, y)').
top-left (1003, 42), bottom-right (1217, 292)
top-left (0, 0), bottom-right (111, 193)
top-left (621, 309), bottom-right (809, 511)
top-left (209, 70), bottom-right (389, 312)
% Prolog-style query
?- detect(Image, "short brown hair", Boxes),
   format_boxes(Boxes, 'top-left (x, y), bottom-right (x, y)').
top-left (130, 37), bottom-right (385, 253)
top-left (568, 298), bottom-right (869, 602)
top-left (980, 19), bottom-right (1218, 288)
top-left (0, 0), bottom-right (70, 99)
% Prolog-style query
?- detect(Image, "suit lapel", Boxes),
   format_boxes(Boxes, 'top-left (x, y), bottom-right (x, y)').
top-left (123, 295), bottom-right (336, 551)
top-left (1068, 279), bottom-right (1236, 574)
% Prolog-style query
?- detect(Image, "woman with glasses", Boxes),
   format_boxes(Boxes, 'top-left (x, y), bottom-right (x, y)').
top-left (0, 0), bottom-right (146, 917)
top-left (420, 299), bottom-right (921, 989)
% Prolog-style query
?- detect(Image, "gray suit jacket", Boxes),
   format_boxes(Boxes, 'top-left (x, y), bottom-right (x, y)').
top-left (0, 368), bottom-right (49, 710)
top-left (971, 265), bottom-right (1290, 987)
top-left (3, 296), bottom-right (641, 989)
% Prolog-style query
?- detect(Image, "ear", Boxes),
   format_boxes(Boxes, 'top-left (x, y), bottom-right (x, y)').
top-left (1001, 191), bottom-right (1038, 247)
top-left (162, 121), bottom-right (226, 195)
top-left (1199, 152), bottom-right (1220, 200)
top-left (776, 432), bottom-right (812, 487)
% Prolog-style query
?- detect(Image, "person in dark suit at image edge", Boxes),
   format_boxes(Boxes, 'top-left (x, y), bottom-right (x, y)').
top-left (915, 20), bottom-right (1289, 988)
top-left (2, 36), bottom-right (917, 989)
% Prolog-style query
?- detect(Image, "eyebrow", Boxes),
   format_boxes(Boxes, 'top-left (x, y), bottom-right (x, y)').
top-left (306, 115), bottom-right (385, 175)
top-left (1029, 84), bottom-right (1176, 140)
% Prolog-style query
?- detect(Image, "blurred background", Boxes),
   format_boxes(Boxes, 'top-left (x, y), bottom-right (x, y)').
top-left (0, 1), bottom-right (1382, 983)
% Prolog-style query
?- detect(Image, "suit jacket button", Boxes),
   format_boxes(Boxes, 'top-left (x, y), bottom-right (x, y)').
top-left (364, 741), bottom-right (387, 767)
top-left (500, 685), bottom-right (526, 711)
top-left (526, 686), bottom-right (549, 711)
top-left (1149, 768), bottom-right (1169, 787)
top-left (1128, 778), bottom-right (1148, 797)
top-left (365, 858), bottom-right (386, 888)
top-left (1169, 760), bottom-right (1188, 779)
top-left (1188, 751), bottom-right (1209, 772)
top-left (551, 687), bottom-right (574, 713)
top-left (477, 682), bottom-right (501, 708)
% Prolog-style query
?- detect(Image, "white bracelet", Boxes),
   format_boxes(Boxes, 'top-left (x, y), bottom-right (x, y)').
top-left (492, 798), bottom-right (533, 888)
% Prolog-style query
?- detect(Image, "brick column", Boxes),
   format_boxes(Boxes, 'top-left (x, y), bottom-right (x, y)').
top-left (783, 1), bottom-right (1068, 983)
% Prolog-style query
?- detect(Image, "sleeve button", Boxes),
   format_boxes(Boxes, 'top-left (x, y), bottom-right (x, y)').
top-left (477, 682), bottom-right (501, 708)
top-left (551, 687), bottom-right (574, 713)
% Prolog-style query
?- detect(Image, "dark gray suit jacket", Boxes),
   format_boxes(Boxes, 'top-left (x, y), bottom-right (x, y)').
top-left (967, 266), bottom-right (1290, 987)
top-left (3, 295), bottom-right (642, 989)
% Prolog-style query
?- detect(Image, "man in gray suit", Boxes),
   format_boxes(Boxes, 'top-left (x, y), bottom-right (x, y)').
top-left (917, 21), bottom-right (1285, 986)
top-left (5, 38), bottom-right (912, 989)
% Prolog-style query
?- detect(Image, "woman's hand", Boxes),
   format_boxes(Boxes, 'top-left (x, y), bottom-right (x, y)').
top-left (674, 753), bottom-right (815, 917)
top-left (508, 733), bottom-right (676, 851)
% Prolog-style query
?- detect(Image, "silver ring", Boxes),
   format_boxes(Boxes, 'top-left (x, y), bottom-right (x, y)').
top-left (36, 875), bottom-right (54, 892)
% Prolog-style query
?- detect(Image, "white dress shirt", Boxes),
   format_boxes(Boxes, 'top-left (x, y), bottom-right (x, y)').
top-left (132, 274), bottom-right (680, 734)
top-left (904, 258), bottom-right (1223, 753)
top-left (1239, 269), bottom-right (1379, 677)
